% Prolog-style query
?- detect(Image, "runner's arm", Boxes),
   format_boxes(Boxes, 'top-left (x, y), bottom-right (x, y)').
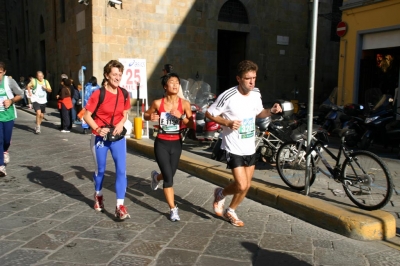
top-left (256, 103), bottom-right (282, 118)
top-left (4, 78), bottom-right (23, 108)
top-left (205, 111), bottom-right (240, 130)
top-left (144, 99), bottom-right (160, 122)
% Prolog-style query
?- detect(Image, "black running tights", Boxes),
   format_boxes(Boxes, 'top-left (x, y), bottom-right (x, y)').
top-left (154, 138), bottom-right (182, 188)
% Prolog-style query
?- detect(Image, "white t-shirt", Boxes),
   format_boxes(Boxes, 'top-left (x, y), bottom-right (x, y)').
top-left (207, 86), bottom-right (264, 155)
top-left (29, 79), bottom-right (50, 104)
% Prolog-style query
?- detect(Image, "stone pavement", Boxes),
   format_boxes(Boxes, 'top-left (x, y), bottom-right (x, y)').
top-left (0, 107), bottom-right (398, 265)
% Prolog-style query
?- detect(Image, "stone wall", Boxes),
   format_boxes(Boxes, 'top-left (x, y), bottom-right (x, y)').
top-left (5, 0), bottom-right (339, 104)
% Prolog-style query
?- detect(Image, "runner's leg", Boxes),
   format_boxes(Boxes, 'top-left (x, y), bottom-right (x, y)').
top-left (228, 165), bottom-right (255, 209)
top-left (109, 138), bottom-right (127, 200)
top-left (90, 135), bottom-right (109, 193)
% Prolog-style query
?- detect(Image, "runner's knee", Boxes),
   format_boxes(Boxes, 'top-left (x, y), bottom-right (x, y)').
top-left (163, 180), bottom-right (173, 188)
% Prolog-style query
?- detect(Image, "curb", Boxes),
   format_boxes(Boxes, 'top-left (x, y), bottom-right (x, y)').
top-left (126, 138), bottom-right (396, 241)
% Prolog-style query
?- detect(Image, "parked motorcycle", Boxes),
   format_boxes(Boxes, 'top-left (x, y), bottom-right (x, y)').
top-left (295, 87), bottom-right (338, 125)
top-left (360, 94), bottom-right (395, 149)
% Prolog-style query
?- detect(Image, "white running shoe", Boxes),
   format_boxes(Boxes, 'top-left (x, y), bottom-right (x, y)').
top-left (0, 165), bottom-right (7, 177)
top-left (170, 206), bottom-right (180, 222)
top-left (3, 152), bottom-right (9, 164)
top-left (213, 188), bottom-right (225, 217)
top-left (150, 170), bottom-right (160, 190)
top-left (61, 130), bottom-right (70, 133)
top-left (35, 126), bottom-right (41, 134)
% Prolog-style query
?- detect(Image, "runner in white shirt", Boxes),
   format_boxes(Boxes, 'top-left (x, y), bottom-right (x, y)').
top-left (26, 71), bottom-right (52, 134)
top-left (206, 60), bottom-right (282, 227)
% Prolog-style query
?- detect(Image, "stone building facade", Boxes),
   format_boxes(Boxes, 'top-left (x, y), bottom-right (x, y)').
top-left (3, 0), bottom-right (340, 104)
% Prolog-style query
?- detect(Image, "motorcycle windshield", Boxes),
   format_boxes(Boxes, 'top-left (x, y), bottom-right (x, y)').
top-left (372, 94), bottom-right (391, 113)
top-left (319, 87), bottom-right (338, 109)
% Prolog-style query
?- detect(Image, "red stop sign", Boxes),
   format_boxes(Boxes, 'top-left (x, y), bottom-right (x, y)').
top-left (336, 21), bottom-right (347, 37)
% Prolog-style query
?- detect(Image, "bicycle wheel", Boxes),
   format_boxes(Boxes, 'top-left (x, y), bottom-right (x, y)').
top-left (341, 150), bottom-right (393, 210)
top-left (276, 141), bottom-right (316, 190)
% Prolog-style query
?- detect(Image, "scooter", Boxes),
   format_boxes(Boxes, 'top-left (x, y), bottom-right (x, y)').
top-left (153, 78), bottom-right (221, 142)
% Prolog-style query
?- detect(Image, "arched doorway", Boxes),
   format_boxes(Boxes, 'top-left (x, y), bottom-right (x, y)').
top-left (217, 0), bottom-right (249, 95)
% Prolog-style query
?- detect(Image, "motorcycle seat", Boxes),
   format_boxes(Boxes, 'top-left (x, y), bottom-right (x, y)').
top-left (333, 128), bottom-right (356, 137)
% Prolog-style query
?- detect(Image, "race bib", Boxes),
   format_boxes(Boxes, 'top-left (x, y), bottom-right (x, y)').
top-left (0, 96), bottom-right (7, 112)
top-left (38, 88), bottom-right (46, 98)
top-left (238, 117), bottom-right (255, 139)
top-left (160, 112), bottom-right (180, 133)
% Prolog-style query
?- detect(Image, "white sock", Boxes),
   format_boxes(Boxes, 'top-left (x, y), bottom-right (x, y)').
top-left (95, 190), bottom-right (103, 196)
top-left (227, 207), bottom-right (235, 213)
top-left (116, 199), bottom-right (124, 207)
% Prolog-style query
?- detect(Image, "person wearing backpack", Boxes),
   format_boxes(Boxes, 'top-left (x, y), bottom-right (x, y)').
top-left (26, 71), bottom-right (52, 134)
top-left (0, 62), bottom-right (23, 176)
top-left (71, 80), bottom-right (81, 125)
top-left (83, 60), bottom-right (131, 220)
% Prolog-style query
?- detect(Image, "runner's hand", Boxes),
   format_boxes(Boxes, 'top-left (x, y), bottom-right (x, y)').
top-left (3, 99), bottom-right (12, 108)
top-left (229, 120), bottom-right (242, 130)
top-left (271, 103), bottom-right (282, 114)
top-left (150, 113), bottom-right (159, 121)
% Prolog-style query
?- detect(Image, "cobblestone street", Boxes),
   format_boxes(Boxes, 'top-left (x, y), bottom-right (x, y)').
top-left (0, 109), bottom-right (399, 265)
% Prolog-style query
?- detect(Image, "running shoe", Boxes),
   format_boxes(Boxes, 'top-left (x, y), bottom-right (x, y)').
top-left (170, 206), bottom-right (180, 222)
top-left (150, 170), bottom-right (160, 190)
top-left (94, 193), bottom-right (104, 212)
top-left (115, 205), bottom-right (131, 220)
top-left (213, 187), bottom-right (225, 217)
top-left (61, 130), bottom-right (70, 133)
top-left (223, 209), bottom-right (244, 227)
top-left (0, 165), bottom-right (7, 177)
top-left (35, 126), bottom-right (41, 134)
top-left (3, 152), bottom-right (9, 164)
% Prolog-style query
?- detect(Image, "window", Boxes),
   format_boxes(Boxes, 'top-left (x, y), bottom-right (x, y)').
top-left (60, 0), bottom-right (65, 23)
top-left (40, 15), bottom-right (45, 33)
top-left (218, 0), bottom-right (249, 24)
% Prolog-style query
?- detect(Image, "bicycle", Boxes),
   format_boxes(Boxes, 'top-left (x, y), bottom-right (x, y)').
top-left (275, 128), bottom-right (393, 210)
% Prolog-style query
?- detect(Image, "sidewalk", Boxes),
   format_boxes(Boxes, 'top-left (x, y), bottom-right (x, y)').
top-left (0, 107), bottom-right (399, 265)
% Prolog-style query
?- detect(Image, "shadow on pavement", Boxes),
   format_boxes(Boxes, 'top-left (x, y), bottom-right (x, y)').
top-left (242, 242), bottom-right (311, 266)
top-left (69, 165), bottom-right (219, 221)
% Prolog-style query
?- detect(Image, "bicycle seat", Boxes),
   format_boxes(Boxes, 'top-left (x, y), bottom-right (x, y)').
top-left (333, 128), bottom-right (356, 137)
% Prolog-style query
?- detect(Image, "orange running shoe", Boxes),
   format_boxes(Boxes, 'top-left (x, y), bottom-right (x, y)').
top-left (223, 209), bottom-right (244, 227)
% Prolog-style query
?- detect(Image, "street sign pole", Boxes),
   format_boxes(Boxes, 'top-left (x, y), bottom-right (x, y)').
top-left (305, 0), bottom-right (319, 196)
top-left (78, 66), bottom-right (86, 103)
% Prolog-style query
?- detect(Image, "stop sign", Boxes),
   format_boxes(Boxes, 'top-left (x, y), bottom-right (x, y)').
top-left (336, 21), bottom-right (348, 37)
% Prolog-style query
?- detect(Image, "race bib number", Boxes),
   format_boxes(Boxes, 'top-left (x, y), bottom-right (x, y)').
top-left (160, 112), bottom-right (180, 132)
top-left (238, 117), bottom-right (255, 139)
top-left (38, 88), bottom-right (46, 98)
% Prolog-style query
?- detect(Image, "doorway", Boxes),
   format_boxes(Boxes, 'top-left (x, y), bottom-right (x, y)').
top-left (358, 47), bottom-right (400, 106)
top-left (217, 30), bottom-right (247, 95)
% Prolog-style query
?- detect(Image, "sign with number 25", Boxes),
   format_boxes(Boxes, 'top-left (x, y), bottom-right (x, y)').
top-left (119, 58), bottom-right (148, 99)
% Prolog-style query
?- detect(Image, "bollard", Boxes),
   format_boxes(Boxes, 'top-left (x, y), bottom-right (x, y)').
top-left (134, 117), bottom-right (142, 139)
